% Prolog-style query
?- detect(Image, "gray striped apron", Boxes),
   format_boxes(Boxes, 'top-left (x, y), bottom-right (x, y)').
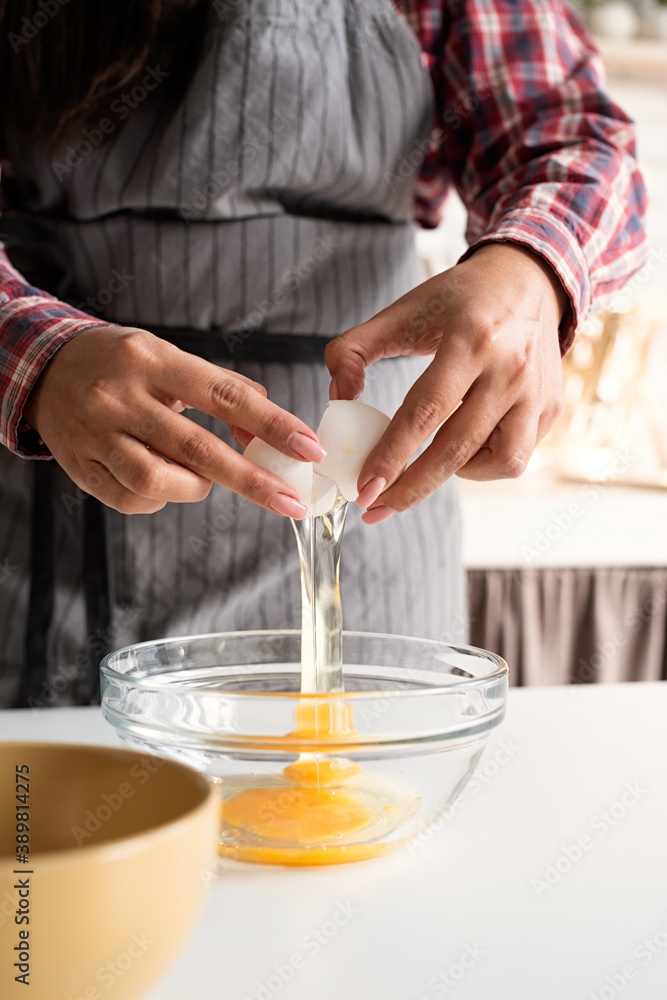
top-left (0, 0), bottom-right (466, 708)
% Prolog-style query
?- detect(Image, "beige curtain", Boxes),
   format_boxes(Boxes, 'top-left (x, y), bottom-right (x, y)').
top-left (467, 567), bottom-right (667, 686)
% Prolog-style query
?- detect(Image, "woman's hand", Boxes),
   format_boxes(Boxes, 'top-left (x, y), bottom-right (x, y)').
top-left (325, 243), bottom-right (567, 523)
top-left (23, 326), bottom-right (325, 517)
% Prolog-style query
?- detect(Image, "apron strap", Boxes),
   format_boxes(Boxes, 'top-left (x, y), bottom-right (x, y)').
top-left (19, 463), bottom-right (111, 707)
top-left (19, 461), bottom-right (56, 707)
top-left (80, 494), bottom-right (112, 705)
top-left (151, 327), bottom-right (335, 364)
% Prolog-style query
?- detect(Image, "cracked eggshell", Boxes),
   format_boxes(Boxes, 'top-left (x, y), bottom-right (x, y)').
top-left (243, 437), bottom-right (313, 508)
top-left (316, 400), bottom-right (391, 501)
top-left (310, 474), bottom-right (339, 517)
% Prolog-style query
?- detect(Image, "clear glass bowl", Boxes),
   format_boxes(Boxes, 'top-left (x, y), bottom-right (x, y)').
top-left (101, 631), bottom-right (508, 866)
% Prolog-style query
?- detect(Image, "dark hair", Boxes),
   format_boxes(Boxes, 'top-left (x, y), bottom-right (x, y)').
top-left (0, 0), bottom-right (211, 149)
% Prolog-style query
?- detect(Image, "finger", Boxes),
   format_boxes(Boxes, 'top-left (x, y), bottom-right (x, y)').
top-left (79, 460), bottom-right (168, 515)
top-left (164, 397), bottom-right (187, 412)
top-left (228, 425), bottom-right (254, 449)
top-left (225, 371), bottom-right (268, 397)
top-left (356, 347), bottom-right (479, 498)
top-left (149, 342), bottom-right (321, 460)
top-left (104, 437), bottom-right (213, 503)
top-left (125, 404), bottom-right (309, 516)
top-left (235, 375), bottom-right (268, 397)
top-left (456, 401), bottom-right (539, 481)
top-left (536, 393), bottom-right (563, 443)
top-left (373, 378), bottom-right (505, 510)
top-left (324, 308), bottom-right (413, 401)
top-left (324, 280), bottom-right (453, 400)
top-left (212, 371), bottom-right (268, 398)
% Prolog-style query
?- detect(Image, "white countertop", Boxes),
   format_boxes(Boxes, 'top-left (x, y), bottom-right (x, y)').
top-left (2, 682), bottom-right (667, 999)
top-left (459, 471), bottom-right (667, 570)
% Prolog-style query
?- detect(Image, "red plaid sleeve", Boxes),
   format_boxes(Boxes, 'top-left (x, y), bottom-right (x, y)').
top-left (0, 246), bottom-right (110, 458)
top-left (410, 0), bottom-right (648, 351)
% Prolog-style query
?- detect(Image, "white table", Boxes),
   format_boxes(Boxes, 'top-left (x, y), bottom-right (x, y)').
top-left (2, 683), bottom-right (667, 999)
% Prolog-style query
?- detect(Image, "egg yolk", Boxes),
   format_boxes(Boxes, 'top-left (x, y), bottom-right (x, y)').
top-left (219, 839), bottom-right (403, 866)
top-left (287, 698), bottom-right (356, 740)
top-left (282, 757), bottom-right (361, 787)
top-left (222, 785), bottom-right (373, 845)
top-left (218, 696), bottom-right (408, 864)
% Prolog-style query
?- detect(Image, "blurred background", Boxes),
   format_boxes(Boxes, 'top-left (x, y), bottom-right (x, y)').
top-left (417, 11), bottom-right (667, 685)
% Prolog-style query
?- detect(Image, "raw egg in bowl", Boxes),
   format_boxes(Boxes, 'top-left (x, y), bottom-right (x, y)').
top-left (101, 631), bottom-right (508, 866)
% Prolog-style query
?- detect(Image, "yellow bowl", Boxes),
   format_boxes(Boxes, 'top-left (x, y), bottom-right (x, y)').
top-left (0, 741), bottom-right (218, 1000)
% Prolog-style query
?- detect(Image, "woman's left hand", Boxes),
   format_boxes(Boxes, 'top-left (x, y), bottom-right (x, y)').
top-left (324, 243), bottom-right (568, 523)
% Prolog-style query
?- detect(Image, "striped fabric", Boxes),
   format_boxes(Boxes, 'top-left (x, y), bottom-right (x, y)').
top-left (0, 0), bottom-right (648, 456)
top-left (0, 0), bottom-right (468, 708)
top-left (0, 0), bottom-right (647, 708)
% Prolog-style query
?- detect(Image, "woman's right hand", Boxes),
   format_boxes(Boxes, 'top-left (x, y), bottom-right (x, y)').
top-left (23, 326), bottom-right (326, 517)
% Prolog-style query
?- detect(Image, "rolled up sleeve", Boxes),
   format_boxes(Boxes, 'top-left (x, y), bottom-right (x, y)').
top-left (0, 247), bottom-right (110, 457)
top-left (413, 0), bottom-right (648, 352)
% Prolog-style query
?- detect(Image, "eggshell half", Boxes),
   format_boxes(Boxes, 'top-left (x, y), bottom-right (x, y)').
top-left (316, 400), bottom-right (391, 501)
top-left (243, 437), bottom-right (313, 508)
top-left (310, 474), bottom-right (339, 517)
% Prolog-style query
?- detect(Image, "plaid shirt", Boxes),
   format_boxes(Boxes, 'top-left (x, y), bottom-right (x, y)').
top-left (0, 0), bottom-right (648, 457)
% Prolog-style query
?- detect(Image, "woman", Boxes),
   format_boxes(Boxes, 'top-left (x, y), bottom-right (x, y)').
top-left (0, 0), bottom-right (646, 707)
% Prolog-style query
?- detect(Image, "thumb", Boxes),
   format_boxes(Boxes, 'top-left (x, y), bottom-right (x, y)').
top-left (324, 307), bottom-right (411, 401)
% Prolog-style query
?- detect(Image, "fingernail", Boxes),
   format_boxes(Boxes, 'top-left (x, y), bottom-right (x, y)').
top-left (355, 476), bottom-right (387, 509)
top-left (362, 505), bottom-right (395, 525)
top-left (288, 432), bottom-right (327, 463)
top-left (268, 493), bottom-right (308, 519)
top-left (329, 380), bottom-right (340, 401)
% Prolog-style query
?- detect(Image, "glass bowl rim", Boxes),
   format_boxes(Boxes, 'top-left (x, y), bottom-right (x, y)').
top-left (100, 628), bottom-right (508, 699)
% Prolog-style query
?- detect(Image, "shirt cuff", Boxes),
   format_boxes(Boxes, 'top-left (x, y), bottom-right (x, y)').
top-left (0, 297), bottom-right (111, 457)
top-left (458, 207), bottom-right (591, 355)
